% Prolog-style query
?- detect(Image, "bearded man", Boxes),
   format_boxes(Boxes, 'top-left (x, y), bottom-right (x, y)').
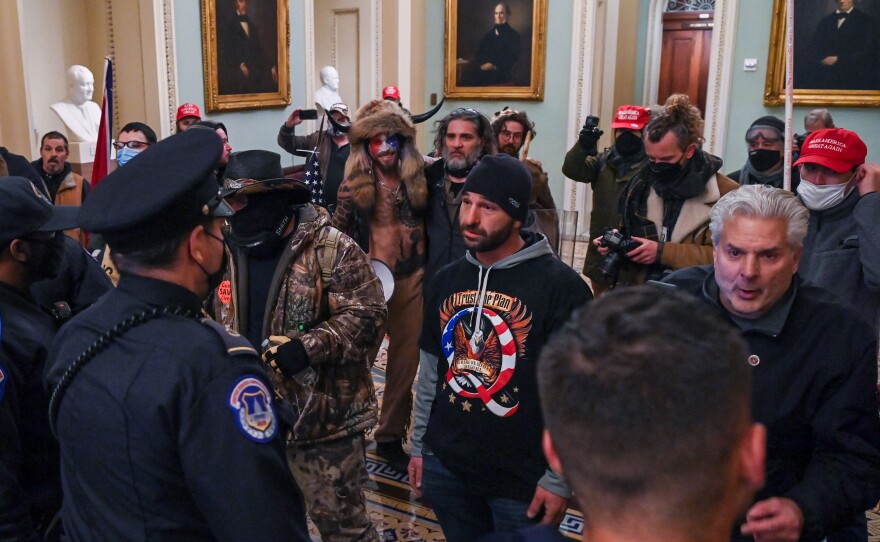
top-left (423, 107), bottom-right (497, 287)
top-left (332, 100), bottom-right (428, 469)
top-left (491, 107), bottom-right (558, 249)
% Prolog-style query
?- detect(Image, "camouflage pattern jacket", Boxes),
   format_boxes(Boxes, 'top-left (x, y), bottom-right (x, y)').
top-left (214, 204), bottom-right (387, 445)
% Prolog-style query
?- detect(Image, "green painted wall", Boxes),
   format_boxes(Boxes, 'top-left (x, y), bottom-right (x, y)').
top-left (422, 0), bottom-right (576, 208)
top-left (173, 1), bottom-right (308, 166)
top-left (723, 0), bottom-right (880, 170)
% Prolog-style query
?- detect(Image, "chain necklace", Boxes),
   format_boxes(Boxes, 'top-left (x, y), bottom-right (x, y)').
top-left (372, 169), bottom-right (403, 202)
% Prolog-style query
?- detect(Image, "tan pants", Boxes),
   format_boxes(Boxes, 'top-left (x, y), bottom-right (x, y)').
top-left (374, 268), bottom-right (424, 442)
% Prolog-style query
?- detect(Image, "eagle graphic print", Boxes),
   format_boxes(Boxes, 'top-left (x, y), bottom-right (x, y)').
top-left (439, 290), bottom-right (532, 417)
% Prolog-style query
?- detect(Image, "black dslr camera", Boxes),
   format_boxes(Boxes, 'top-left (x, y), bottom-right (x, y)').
top-left (584, 115), bottom-right (600, 131)
top-left (598, 230), bottom-right (641, 278)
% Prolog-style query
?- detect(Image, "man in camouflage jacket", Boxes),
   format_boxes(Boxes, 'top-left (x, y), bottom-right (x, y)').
top-left (214, 150), bottom-right (387, 542)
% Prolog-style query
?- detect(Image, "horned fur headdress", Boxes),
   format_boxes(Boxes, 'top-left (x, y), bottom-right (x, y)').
top-left (344, 100), bottom-right (428, 213)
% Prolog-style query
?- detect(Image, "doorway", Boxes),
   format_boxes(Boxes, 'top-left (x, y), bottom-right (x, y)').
top-left (657, 10), bottom-right (714, 115)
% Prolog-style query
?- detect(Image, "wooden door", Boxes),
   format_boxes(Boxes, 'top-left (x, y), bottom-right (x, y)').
top-left (657, 11), bottom-right (713, 116)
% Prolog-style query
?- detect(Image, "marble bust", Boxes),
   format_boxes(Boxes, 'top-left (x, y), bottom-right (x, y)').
top-left (51, 65), bottom-right (102, 142)
top-left (314, 66), bottom-right (343, 112)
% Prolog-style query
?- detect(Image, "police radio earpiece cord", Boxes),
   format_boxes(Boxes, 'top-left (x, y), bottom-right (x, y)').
top-left (47, 306), bottom-right (196, 437)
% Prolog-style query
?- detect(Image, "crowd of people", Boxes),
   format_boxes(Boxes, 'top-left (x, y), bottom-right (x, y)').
top-left (1, 84), bottom-right (878, 542)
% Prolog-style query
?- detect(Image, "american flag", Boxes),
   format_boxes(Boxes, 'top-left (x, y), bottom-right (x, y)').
top-left (91, 57), bottom-right (113, 188)
top-left (303, 146), bottom-right (325, 206)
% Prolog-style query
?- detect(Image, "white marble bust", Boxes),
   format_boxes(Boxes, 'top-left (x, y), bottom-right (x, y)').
top-left (314, 66), bottom-right (343, 112)
top-left (51, 65), bottom-right (102, 142)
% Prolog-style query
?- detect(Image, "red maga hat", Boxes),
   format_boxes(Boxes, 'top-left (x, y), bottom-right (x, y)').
top-left (793, 128), bottom-right (866, 173)
top-left (611, 105), bottom-right (650, 130)
top-left (176, 103), bottom-right (201, 121)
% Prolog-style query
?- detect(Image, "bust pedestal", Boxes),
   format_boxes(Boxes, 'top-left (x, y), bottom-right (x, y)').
top-left (67, 141), bottom-right (96, 180)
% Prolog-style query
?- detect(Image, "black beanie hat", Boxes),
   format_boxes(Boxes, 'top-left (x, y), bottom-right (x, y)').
top-left (461, 154), bottom-right (531, 222)
top-left (747, 115), bottom-right (785, 139)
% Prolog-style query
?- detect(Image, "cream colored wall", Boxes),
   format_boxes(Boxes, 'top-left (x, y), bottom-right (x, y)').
top-left (2, 0), bottom-right (167, 160)
top-left (0, 0), bottom-right (29, 155)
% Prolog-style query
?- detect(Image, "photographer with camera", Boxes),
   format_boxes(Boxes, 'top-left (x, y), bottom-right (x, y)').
top-left (594, 94), bottom-right (739, 287)
top-left (562, 105), bottom-right (650, 296)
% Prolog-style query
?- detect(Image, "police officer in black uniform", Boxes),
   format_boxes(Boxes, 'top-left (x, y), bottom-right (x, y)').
top-left (44, 129), bottom-right (311, 541)
top-left (0, 176), bottom-right (78, 540)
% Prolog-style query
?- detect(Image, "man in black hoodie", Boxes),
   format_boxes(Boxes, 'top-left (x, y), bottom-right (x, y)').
top-left (408, 154), bottom-right (592, 541)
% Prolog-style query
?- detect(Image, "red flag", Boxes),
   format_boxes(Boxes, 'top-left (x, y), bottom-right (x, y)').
top-left (91, 57), bottom-right (113, 188)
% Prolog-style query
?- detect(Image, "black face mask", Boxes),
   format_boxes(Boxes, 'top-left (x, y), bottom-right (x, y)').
top-left (748, 148), bottom-right (782, 172)
top-left (648, 160), bottom-right (684, 186)
top-left (615, 131), bottom-right (644, 156)
top-left (199, 229), bottom-right (228, 294)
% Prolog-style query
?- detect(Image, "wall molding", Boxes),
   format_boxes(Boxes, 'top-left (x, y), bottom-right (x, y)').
top-left (162, 0), bottom-right (177, 135)
top-left (563, 0), bottom-right (599, 223)
top-left (702, 0), bottom-right (737, 156)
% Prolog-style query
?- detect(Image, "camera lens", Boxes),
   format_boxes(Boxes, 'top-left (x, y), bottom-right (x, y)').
top-left (599, 252), bottom-right (622, 277)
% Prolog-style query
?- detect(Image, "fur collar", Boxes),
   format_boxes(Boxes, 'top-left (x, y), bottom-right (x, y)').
top-left (343, 100), bottom-right (427, 213)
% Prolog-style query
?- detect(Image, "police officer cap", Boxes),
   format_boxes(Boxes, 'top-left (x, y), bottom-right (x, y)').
top-left (79, 129), bottom-right (233, 252)
top-left (0, 176), bottom-right (79, 247)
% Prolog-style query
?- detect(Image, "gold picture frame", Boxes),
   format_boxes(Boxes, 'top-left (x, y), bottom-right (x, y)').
top-left (445, 0), bottom-right (547, 100)
top-left (764, 0), bottom-right (880, 107)
top-left (202, 0), bottom-right (291, 112)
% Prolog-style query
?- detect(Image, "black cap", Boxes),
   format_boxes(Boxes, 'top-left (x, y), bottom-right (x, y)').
top-left (747, 115), bottom-right (785, 139)
top-left (222, 150), bottom-right (310, 203)
top-left (79, 129), bottom-right (233, 252)
top-left (461, 154), bottom-right (532, 222)
top-left (0, 177), bottom-right (79, 247)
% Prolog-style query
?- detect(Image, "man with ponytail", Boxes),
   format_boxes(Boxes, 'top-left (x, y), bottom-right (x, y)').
top-left (596, 94), bottom-right (738, 287)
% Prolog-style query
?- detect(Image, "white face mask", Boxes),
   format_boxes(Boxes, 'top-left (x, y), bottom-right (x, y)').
top-left (796, 173), bottom-right (856, 211)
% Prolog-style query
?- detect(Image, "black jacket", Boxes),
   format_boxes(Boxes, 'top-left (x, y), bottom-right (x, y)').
top-left (0, 283), bottom-right (62, 540)
top-left (664, 266), bottom-right (880, 541)
top-left (45, 274), bottom-right (310, 541)
top-left (423, 159), bottom-right (467, 291)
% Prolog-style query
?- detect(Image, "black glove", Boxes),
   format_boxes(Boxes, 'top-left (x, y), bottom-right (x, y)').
top-left (578, 123), bottom-right (604, 156)
top-left (262, 337), bottom-right (311, 378)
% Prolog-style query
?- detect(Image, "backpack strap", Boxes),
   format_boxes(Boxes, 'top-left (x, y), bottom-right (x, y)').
top-left (314, 226), bottom-right (343, 282)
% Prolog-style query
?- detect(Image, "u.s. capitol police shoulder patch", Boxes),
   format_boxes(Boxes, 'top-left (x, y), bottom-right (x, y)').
top-left (227, 376), bottom-right (277, 443)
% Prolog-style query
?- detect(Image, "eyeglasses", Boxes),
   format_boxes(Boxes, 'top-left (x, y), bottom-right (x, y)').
top-left (113, 140), bottom-right (151, 151)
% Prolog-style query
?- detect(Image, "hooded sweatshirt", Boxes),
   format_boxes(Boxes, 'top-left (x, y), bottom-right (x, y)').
top-left (418, 232), bottom-right (592, 501)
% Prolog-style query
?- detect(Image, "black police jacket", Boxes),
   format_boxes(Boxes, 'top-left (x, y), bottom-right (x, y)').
top-left (0, 282), bottom-right (62, 540)
top-left (44, 274), bottom-right (310, 541)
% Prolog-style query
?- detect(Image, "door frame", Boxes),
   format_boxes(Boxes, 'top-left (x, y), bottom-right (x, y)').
top-left (301, 0), bottom-right (382, 133)
top-left (641, 0), bottom-right (738, 156)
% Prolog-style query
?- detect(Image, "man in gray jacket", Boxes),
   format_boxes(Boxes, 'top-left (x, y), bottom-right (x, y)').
top-left (794, 128), bottom-right (880, 330)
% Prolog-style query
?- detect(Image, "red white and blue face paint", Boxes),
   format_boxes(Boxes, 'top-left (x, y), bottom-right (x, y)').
top-left (368, 134), bottom-right (400, 160)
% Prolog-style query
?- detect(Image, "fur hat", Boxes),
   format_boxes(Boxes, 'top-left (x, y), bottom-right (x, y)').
top-left (344, 100), bottom-right (427, 213)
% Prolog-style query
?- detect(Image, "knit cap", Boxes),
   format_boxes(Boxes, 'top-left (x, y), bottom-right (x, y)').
top-left (461, 154), bottom-right (532, 222)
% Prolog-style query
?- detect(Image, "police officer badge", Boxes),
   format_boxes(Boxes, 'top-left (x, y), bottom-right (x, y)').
top-left (228, 376), bottom-right (278, 442)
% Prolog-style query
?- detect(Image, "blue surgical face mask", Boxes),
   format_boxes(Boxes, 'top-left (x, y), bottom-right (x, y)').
top-left (116, 146), bottom-right (142, 167)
